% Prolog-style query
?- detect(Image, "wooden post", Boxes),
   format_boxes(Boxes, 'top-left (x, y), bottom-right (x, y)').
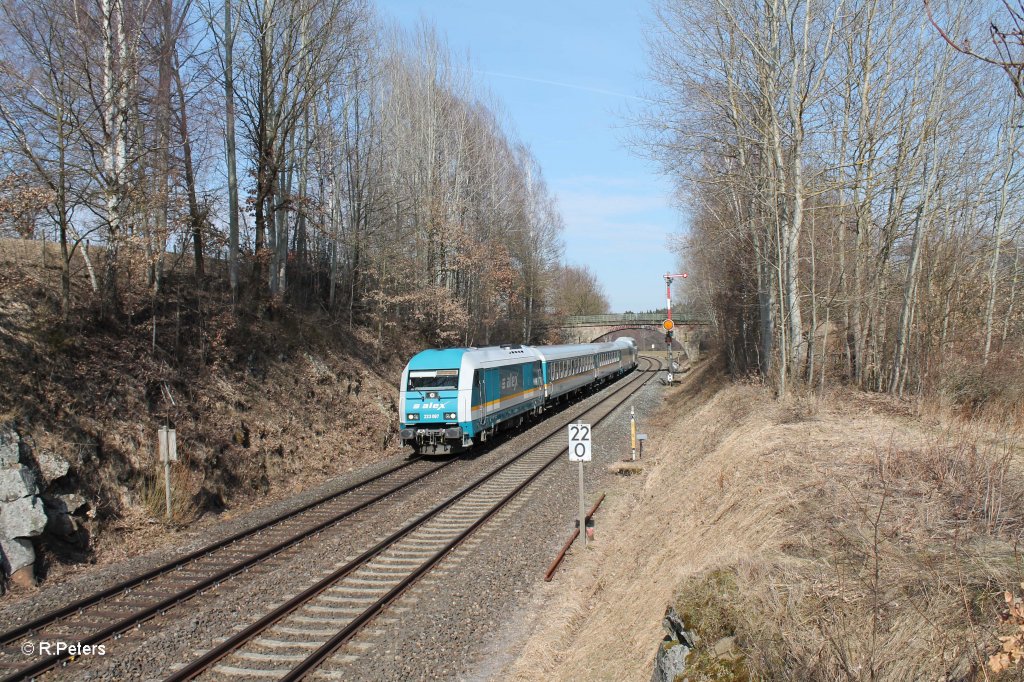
top-left (158, 426), bottom-right (177, 519)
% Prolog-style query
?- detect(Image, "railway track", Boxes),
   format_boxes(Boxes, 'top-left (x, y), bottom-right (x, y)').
top-left (0, 359), bottom-right (656, 681)
top-left (165, 357), bottom-right (659, 681)
top-left (0, 456), bottom-right (454, 681)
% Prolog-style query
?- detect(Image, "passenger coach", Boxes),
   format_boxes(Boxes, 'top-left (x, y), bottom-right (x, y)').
top-left (398, 338), bottom-right (638, 455)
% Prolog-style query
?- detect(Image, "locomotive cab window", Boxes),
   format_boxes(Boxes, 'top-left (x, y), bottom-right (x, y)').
top-left (408, 369), bottom-right (459, 391)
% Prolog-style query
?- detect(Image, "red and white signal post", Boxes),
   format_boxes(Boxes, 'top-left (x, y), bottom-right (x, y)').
top-left (663, 272), bottom-right (688, 383)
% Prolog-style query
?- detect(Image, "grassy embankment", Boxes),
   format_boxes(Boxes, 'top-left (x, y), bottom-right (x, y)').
top-left (509, 359), bottom-right (1024, 680)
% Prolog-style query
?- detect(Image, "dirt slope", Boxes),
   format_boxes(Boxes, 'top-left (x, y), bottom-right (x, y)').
top-left (506, 362), bottom-right (1024, 681)
top-left (0, 258), bottom-right (411, 585)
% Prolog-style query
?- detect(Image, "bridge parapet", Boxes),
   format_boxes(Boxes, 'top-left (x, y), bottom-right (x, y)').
top-left (564, 313), bottom-right (709, 327)
top-left (554, 312), bottom-right (712, 352)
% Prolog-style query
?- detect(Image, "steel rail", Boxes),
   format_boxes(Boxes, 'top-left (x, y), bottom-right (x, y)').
top-left (0, 458), bottom-right (452, 682)
top-left (0, 455), bottom-right (428, 648)
top-left (165, 358), bottom-right (658, 681)
top-left (284, 359), bottom-right (658, 681)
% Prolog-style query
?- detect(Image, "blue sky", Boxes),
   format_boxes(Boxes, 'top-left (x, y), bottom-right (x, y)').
top-left (375, 0), bottom-right (684, 312)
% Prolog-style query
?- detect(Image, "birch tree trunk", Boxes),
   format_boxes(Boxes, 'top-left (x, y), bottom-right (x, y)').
top-left (224, 0), bottom-right (241, 301)
top-left (101, 0), bottom-right (127, 318)
top-left (984, 103), bottom-right (1019, 363)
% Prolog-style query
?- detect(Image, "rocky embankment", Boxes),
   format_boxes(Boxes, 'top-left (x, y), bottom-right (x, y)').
top-left (0, 427), bottom-right (89, 590)
top-left (0, 260), bottom-right (411, 596)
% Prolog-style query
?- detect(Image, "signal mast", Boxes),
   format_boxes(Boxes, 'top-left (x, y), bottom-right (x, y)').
top-left (662, 272), bottom-right (688, 383)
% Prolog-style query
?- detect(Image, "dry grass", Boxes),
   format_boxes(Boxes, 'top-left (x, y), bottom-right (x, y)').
top-left (506, 362), bottom-right (1024, 681)
top-left (0, 245), bottom-right (413, 586)
top-left (140, 463), bottom-right (201, 525)
top-left (607, 461), bottom-right (644, 476)
top-left (938, 355), bottom-right (1024, 423)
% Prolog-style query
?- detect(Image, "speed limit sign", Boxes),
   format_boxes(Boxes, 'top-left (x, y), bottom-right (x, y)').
top-left (568, 423), bottom-right (592, 462)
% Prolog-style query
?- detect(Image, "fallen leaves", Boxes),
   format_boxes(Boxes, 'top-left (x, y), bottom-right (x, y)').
top-left (989, 585), bottom-right (1024, 673)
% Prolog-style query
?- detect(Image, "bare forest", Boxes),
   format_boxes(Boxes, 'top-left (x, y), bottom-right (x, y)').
top-left (0, 0), bottom-right (590, 347)
top-left (643, 0), bottom-right (1024, 408)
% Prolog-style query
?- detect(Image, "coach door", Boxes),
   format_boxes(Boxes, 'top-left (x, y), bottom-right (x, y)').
top-left (474, 370), bottom-right (487, 424)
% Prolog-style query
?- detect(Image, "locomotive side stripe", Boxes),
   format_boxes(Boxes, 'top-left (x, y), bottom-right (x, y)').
top-left (471, 386), bottom-right (543, 411)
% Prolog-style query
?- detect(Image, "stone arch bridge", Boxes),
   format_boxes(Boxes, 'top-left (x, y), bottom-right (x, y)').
top-left (557, 313), bottom-right (711, 357)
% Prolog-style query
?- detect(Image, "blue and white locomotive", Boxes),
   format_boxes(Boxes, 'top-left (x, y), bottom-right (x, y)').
top-left (398, 338), bottom-right (638, 454)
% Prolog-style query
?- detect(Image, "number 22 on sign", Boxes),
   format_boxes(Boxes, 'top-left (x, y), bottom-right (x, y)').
top-left (568, 423), bottom-right (591, 462)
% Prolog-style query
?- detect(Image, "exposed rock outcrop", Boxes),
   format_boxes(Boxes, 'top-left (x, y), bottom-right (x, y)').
top-left (0, 430), bottom-right (18, 468)
top-left (0, 467), bottom-right (36, 502)
top-left (0, 425), bottom-right (45, 588)
top-left (0, 496), bottom-right (47, 538)
top-left (0, 426), bottom-right (90, 591)
top-left (36, 451), bottom-right (70, 484)
top-left (651, 606), bottom-right (695, 682)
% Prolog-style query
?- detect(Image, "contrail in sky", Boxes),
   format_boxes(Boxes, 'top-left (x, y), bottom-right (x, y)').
top-left (476, 70), bottom-right (654, 103)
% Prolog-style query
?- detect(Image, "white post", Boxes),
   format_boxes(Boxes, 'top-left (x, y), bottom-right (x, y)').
top-left (630, 406), bottom-right (637, 462)
top-left (159, 426), bottom-right (177, 519)
top-left (578, 458), bottom-right (586, 548)
top-left (158, 426), bottom-right (171, 519)
top-left (164, 458), bottom-right (172, 519)
top-left (568, 419), bottom-right (591, 547)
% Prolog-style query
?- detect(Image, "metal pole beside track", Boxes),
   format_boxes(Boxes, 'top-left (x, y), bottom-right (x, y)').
top-left (579, 457), bottom-right (586, 548)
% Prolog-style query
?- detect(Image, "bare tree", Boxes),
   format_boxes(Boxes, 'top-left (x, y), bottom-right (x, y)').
top-left (642, 0), bottom-right (1023, 400)
top-left (552, 265), bottom-right (610, 317)
top-left (926, 0), bottom-right (1024, 99)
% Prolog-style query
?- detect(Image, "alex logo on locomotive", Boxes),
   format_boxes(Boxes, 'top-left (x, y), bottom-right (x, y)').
top-left (500, 373), bottom-right (519, 392)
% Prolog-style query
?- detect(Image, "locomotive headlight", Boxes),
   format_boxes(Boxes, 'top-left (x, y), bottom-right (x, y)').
top-left (444, 412), bottom-right (457, 420)
top-left (406, 413), bottom-right (419, 421)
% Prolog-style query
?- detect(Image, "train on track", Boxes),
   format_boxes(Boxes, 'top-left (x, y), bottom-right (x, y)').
top-left (398, 338), bottom-right (639, 454)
